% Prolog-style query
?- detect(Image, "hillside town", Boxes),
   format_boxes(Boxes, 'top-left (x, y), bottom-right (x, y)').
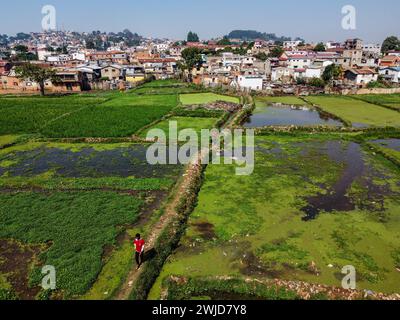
top-left (0, 30), bottom-right (400, 95)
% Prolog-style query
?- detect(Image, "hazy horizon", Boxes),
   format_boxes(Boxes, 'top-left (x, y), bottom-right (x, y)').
top-left (1, 0), bottom-right (399, 44)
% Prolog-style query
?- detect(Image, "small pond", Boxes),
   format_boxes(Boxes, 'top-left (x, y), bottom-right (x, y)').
top-left (243, 104), bottom-right (344, 128)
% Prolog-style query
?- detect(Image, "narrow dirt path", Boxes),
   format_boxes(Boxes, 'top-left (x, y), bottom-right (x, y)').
top-left (114, 160), bottom-right (201, 300)
top-left (114, 100), bottom-right (246, 300)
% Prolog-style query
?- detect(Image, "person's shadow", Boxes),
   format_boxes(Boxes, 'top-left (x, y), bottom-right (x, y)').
top-left (143, 248), bottom-right (157, 263)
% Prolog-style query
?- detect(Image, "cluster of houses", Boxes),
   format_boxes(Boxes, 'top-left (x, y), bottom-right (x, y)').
top-left (0, 34), bottom-right (399, 94)
top-left (189, 38), bottom-right (400, 91)
top-left (0, 45), bottom-right (178, 93)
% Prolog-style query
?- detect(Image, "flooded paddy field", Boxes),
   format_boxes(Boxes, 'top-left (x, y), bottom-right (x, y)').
top-left (149, 135), bottom-right (400, 298)
top-left (370, 139), bottom-right (400, 152)
top-left (244, 103), bottom-right (343, 128)
top-left (0, 142), bottom-right (182, 180)
top-left (368, 138), bottom-right (400, 165)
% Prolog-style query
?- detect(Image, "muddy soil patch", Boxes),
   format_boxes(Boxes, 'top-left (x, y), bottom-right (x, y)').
top-left (192, 222), bottom-right (217, 240)
top-left (0, 240), bottom-right (44, 300)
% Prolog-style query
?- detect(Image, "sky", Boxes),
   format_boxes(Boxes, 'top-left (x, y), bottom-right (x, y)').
top-left (0, 0), bottom-right (399, 43)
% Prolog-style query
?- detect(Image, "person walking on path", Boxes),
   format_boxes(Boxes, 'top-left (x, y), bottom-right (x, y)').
top-left (134, 234), bottom-right (145, 269)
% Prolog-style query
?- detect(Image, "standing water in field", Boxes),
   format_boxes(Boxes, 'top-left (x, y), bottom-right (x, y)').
top-left (0, 145), bottom-right (182, 179)
top-left (244, 104), bottom-right (343, 128)
top-left (299, 141), bottom-right (394, 221)
top-left (370, 139), bottom-right (400, 152)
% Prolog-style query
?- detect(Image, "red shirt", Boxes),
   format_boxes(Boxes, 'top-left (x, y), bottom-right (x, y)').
top-left (134, 239), bottom-right (145, 253)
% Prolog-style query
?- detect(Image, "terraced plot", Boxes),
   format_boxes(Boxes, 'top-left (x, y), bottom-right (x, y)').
top-left (180, 93), bottom-right (240, 105)
top-left (306, 96), bottom-right (400, 127)
top-left (355, 94), bottom-right (400, 110)
top-left (40, 95), bottom-right (178, 138)
top-left (149, 136), bottom-right (400, 299)
top-left (0, 96), bottom-right (107, 135)
top-left (0, 94), bottom-right (178, 138)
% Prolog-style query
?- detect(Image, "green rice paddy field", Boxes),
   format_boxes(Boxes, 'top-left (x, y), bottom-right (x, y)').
top-left (180, 93), bottom-right (240, 105)
top-left (306, 96), bottom-right (400, 128)
top-left (0, 94), bottom-right (177, 138)
top-left (355, 94), bottom-right (400, 110)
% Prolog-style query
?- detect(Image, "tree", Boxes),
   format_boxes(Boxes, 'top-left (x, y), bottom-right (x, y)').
top-left (381, 36), bottom-right (400, 53)
top-left (15, 63), bottom-right (59, 96)
top-left (314, 42), bottom-right (326, 52)
top-left (14, 45), bottom-right (28, 53)
top-left (322, 64), bottom-right (343, 82)
top-left (254, 52), bottom-right (268, 61)
top-left (296, 77), bottom-right (306, 85)
top-left (180, 47), bottom-right (203, 70)
top-left (217, 37), bottom-right (231, 46)
top-left (86, 40), bottom-right (96, 49)
top-left (187, 31), bottom-right (199, 42)
top-left (12, 45), bottom-right (37, 61)
top-left (308, 77), bottom-right (325, 88)
top-left (269, 46), bottom-right (284, 58)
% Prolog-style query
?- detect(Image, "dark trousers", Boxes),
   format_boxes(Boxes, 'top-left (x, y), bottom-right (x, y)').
top-left (135, 251), bottom-right (144, 266)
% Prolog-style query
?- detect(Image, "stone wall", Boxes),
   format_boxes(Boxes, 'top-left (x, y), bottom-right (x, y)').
top-left (341, 87), bottom-right (400, 95)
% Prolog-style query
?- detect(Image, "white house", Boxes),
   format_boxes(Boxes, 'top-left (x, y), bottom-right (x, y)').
top-left (362, 44), bottom-right (382, 55)
top-left (222, 52), bottom-right (242, 67)
top-left (236, 75), bottom-right (263, 91)
top-left (325, 41), bottom-right (341, 49)
top-left (286, 55), bottom-right (313, 69)
top-left (305, 67), bottom-right (323, 79)
top-left (271, 67), bottom-right (294, 82)
top-left (379, 67), bottom-right (400, 83)
top-left (344, 68), bottom-right (378, 85)
top-left (241, 56), bottom-right (256, 66)
top-left (283, 40), bottom-right (302, 49)
top-left (46, 54), bottom-right (71, 64)
top-left (71, 52), bottom-right (86, 61)
top-left (37, 49), bottom-right (53, 61)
